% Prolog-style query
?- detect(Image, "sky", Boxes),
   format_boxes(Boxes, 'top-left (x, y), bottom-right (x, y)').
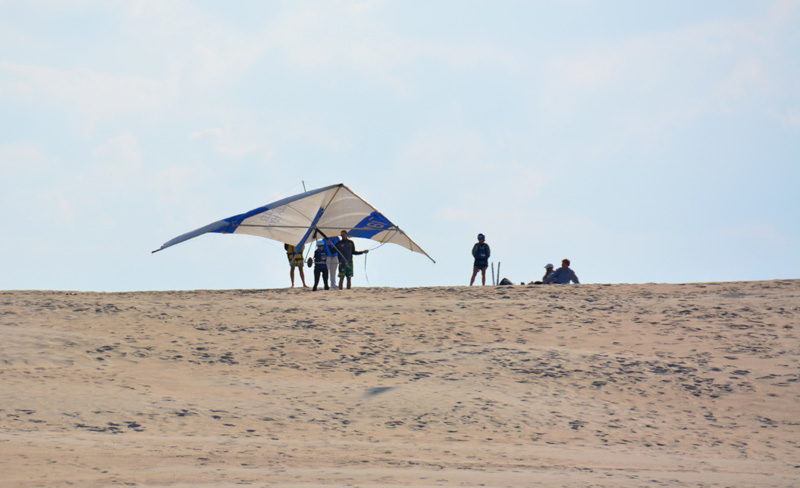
top-left (1, 0), bottom-right (798, 291)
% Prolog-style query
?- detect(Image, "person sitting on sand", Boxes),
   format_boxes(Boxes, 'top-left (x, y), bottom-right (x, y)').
top-left (470, 233), bottom-right (490, 286)
top-left (544, 259), bottom-right (580, 284)
top-left (529, 263), bottom-right (555, 285)
top-left (284, 243), bottom-right (308, 288)
top-left (335, 231), bottom-right (368, 290)
top-left (543, 263), bottom-right (555, 282)
top-left (311, 241), bottom-right (329, 291)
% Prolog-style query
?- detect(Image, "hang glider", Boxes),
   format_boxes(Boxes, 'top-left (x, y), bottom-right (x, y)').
top-left (152, 183), bottom-right (435, 262)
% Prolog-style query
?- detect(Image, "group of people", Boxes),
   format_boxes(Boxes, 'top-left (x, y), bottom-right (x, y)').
top-left (532, 259), bottom-right (580, 284)
top-left (470, 233), bottom-right (579, 286)
top-left (284, 230), bottom-right (369, 291)
top-left (285, 231), bottom-right (579, 289)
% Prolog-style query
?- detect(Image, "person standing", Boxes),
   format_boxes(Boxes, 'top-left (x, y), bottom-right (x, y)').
top-left (469, 233), bottom-right (490, 286)
top-left (335, 230), bottom-right (368, 290)
top-left (311, 241), bottom-right (329, 291)
top-left (545, 258), bottom-right (580, 284)
top-left (323, 235), bottom-right (340, 289)
top-left (284, 243), bottom-right (308, 288)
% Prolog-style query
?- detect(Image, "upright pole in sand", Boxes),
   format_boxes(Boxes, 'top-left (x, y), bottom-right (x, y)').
top-left (491, 262), bottom-right (495, 286)
top-left (497, 262), bottom-right (501, 284)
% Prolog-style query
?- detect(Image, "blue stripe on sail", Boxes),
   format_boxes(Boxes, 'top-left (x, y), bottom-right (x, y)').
top-left (349, 212), bottom-right (394, 238)
top-left (295, 207), bottom-right (325, 250)
top-left (211, 183), bottom-right (341, 234)
top-left (153, 219), bottom-right (229, 252)
top-left (154, 183), bottom-right (343, 253)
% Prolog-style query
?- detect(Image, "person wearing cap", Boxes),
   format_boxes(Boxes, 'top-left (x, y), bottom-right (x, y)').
top-left (529, 264), bottom-right (555, 285)
top-left (469, 233), bottom-right (491, 286)
top-left (542, 263), bottom-right (555, 282)
top-left (544, 258), bottom-right (580, 284)
top-left (528, 263), bottom-right (553, 285)
top-left (311, 241), bottom-right (330, 291)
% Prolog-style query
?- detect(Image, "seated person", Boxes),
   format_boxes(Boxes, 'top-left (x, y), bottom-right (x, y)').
top-left (529, 263), bottom-right (554, 285)
top-left (544, 259), bottom-right (579, 284)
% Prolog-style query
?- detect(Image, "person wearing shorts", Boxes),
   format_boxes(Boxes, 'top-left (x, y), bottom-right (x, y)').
top-left (338, 262), bottom-right (353, 279)
top-left (334, 230), bottom-right (368, 289)
top-left (469, 233), bottom-right (490, 286)
top-left (284, 243), bottom-right (308, 288)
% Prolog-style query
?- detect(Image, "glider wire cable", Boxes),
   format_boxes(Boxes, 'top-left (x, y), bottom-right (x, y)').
top-left (362, 229), bottom-right (398, 284)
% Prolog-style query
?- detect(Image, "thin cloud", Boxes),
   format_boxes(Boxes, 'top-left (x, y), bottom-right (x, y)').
top-left (0, 62), bottom-right (171, 130)
top-left (538, 10), bottom-right (796, 130)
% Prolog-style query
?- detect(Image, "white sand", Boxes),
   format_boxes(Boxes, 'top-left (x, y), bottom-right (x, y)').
top-left (1, 281), bottom-right (798, 487)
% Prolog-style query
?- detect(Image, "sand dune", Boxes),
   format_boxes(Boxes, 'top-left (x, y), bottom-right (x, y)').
top-left (1, 281), bottom-right (798, 487)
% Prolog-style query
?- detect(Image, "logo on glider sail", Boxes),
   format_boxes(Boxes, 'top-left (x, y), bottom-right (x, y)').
top-left (349, 212), bottom-right (393, 239)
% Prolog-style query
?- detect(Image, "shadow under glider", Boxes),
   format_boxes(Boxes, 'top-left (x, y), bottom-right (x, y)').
top-left (152, 183), bottom-right (435, 263)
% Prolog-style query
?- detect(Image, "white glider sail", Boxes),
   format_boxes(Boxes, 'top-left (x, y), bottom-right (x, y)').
top-left (152, 183), bottom-right (435, 262)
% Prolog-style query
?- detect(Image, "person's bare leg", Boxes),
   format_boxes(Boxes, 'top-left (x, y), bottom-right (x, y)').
top-left (346, 277), bottom-right (352, 289)
top-left (299, 267), bottom-right (308, 288)
top-left (338, 275), bottom-right (344, 290)
top-left (470, 268), bottom-right (479, 286)
top-left (289, 267), bottom-right (295, 287)
top-left (481, 268), bottom-right (486, 286)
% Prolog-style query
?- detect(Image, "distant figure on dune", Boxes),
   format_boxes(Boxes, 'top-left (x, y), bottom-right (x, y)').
top-left (335, 230), bottom-right (368, 290)
top-left (529, 263), bottom-right (555, 285)
top-left (284, 243), bottom-right (308, 288)
top-left (312, 241), bottom-right (329, 291)
top-left (545, 259), bottom-right (580, 284)
top-left (470, 233), bottom-right (490, 286)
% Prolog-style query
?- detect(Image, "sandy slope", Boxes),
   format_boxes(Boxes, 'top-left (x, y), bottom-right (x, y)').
top-left (1, 281), bottom-right (798, 487)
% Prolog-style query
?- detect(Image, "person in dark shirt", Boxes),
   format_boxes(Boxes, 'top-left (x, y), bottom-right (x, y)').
top-left (470, 233), bottom-right (490, 286)
top-left (335, 230), bottom-right (368, 290)
top-left (311, 241), bottom-right (329, 291)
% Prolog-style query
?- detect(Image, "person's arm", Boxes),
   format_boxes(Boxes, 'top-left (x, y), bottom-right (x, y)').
top-left (353, 249), bottom-right (368, 255)
top-left (486, 244), bottom-right (491, 258)
top-left (472, 243), bottom-right (478, 258)
top-left (571, 271), bottom-right (580, 284)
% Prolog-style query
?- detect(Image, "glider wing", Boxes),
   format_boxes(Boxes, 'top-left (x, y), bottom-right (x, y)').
top-left (152, 183), bottom-right (435, 262)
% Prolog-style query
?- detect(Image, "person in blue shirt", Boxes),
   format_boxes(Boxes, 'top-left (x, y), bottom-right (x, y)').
top-left (323, 236), bottom-right (340, 289)
top-left (469, 233), bottom-right (490, 286)
top-left (545, 259), bottom-right (580, 284)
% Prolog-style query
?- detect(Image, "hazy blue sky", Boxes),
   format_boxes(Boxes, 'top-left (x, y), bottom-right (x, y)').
top-left (1, 1), bottom-right (798, 291)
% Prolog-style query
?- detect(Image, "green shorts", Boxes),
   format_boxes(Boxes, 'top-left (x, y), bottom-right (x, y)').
top-left (338, 263), bottom-right (353, 278)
